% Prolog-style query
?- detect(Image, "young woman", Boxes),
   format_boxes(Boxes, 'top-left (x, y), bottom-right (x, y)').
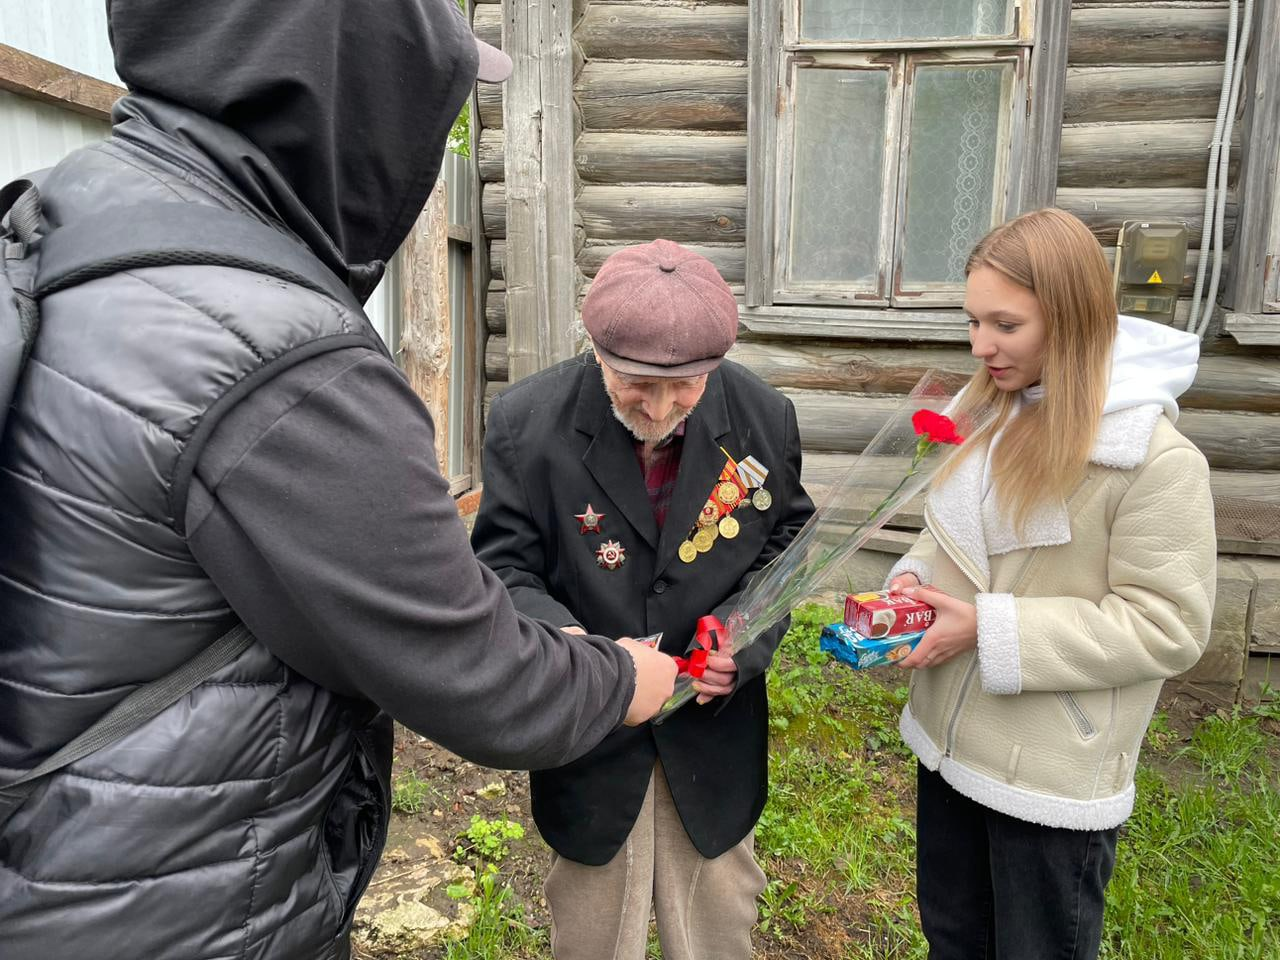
top-left (887, 208), bottom-right (1216, 959)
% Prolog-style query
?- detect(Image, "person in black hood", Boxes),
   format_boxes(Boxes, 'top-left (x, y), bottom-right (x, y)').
top-left (0, 2), bottom-right (676, 958)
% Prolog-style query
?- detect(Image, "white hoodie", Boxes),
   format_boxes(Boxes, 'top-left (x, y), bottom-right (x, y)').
top-left (1102, 314), bottom-right (1200, 421)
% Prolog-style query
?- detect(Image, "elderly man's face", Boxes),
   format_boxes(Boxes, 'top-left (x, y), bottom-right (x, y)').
top-left (597, 357), bottom-right (708, 444)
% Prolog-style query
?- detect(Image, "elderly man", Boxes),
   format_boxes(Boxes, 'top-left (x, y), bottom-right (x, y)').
top-left (472, 239), bottom-right (815, 960)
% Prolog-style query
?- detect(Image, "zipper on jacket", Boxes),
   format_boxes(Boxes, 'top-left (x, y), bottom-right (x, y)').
top-left (938, 542), bottom-right (1041, 759)
top-left (923, 505), bottom-right (988, 593)
top-left (1057, 691), bottom-right (1097, 739)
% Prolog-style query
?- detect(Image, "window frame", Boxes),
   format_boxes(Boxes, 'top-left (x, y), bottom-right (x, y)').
top-left (746, 0), bottom-right (1069, 339)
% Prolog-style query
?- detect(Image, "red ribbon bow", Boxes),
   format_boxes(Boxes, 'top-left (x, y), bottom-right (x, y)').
top-left (674, 615), bottom-right (724, 678)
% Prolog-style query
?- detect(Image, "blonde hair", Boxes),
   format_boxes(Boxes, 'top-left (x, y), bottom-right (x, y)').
top-left (938, 208), bottom-right (1117, 531)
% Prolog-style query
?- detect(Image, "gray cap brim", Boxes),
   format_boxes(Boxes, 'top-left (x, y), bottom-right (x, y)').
top-left (475, 38), bottom-right (512, 83)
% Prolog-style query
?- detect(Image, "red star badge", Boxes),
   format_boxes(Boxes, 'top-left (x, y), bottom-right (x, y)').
top-left (595, 540), bottom-right (626, 570)
top-left (576, 504), bottom-right (605, 534)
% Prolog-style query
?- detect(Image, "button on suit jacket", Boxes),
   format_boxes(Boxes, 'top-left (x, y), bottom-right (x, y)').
top-left (471, 357), bottom-right (814, 865)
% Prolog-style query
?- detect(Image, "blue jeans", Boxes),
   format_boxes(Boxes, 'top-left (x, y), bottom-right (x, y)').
top-left (916, 764), bottom-right (1118, 960)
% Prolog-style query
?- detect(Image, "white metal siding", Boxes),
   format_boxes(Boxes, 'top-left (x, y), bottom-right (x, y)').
top-left (0, 1), bottom-right (120, 84)
top-left (0, 89), bottom-right (109, 184)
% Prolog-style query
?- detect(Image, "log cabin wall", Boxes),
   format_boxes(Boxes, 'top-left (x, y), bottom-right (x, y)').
top-left (478, 0), bottom-right (1280, 700)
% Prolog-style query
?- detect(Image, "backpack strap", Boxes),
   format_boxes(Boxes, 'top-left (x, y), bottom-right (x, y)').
top-left (35, 201), bottom-right (367, 317)
top-left (0, 623), bottom-right (254, 830)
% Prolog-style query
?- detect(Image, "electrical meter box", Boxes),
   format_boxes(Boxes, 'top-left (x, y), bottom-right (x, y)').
top-left (1113, 220), bottom-right (1189, 325)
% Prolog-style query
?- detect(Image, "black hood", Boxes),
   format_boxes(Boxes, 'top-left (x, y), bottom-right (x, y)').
top-left (106, 0), bottom-right (477, 273)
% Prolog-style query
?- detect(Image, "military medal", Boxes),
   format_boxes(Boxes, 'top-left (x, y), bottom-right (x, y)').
top-left (718, 515), bottom-right (740, 539)
top-left (698, 499), bottom-right (720, 527)
top-left (692, 527), bottom-right (716, 553)
top-left (678, 541), bottom-right (698, 563)
top-left (595, 540), bottom-right (626, 569)
top-left (715, 480), bottom-right (742, 509)
top-left (752, 488), bottom-right (773, 511)
top-left (575, 504), bottom-right (605, 534)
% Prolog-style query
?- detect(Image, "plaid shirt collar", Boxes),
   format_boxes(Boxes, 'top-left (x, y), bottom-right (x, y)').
top-left (633, 420), bottom-right (686, 530)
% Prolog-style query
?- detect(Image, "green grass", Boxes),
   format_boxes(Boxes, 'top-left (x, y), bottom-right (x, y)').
top-left (391, 767), bottom-right (434, 815)
top-left (443, 865), bottom-right (547, 960)
top-left (755, 604), bottom-right (1280, 960)
top-left (435, 604), bottom-right (1280, 958)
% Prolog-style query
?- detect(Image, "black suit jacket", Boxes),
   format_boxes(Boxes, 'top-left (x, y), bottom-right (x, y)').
top-left (471, 356), bottom-right (814, 864)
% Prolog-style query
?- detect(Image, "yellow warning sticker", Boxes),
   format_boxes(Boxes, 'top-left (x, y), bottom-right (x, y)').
top-left (1146, 270), bottom-right (1164, 284)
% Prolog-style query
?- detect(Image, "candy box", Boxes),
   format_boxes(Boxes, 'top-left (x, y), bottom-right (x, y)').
top-left (843, 590), bottom-right (935, 639)
top-left (820, 621), bottom-right (925, 670)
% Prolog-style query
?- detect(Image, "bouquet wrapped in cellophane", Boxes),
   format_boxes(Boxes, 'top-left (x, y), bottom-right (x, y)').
top-left (653, 370), bottom-right (987, 723)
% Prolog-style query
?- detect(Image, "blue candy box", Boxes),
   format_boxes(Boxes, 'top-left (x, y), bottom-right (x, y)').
top-left (820, 621), bottom-right (925, 670)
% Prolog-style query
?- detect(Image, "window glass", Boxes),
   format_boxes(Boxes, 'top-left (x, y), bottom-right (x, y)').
top-left (900, 62), bottom-right (1013, 286)
top-left (801, 0), bottom-right (1014, 43)
top-left (789, 67), bottom-right (889, 285)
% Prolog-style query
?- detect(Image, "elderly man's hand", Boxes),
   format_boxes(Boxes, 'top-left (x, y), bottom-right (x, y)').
top-left (692, 652), bottom-right (737, 704)
top-left (617, 639), bottom-right (678, 725)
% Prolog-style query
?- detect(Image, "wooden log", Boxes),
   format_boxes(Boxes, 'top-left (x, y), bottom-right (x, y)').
top-left (486, 281), bottom-right (506, 334)
top-left (473, 4), bottom-right (501, 48)
top-left (577, 4), bottom-right (747, 61)
top-left (803, 450), bottom-right (1280, 510)
top-left (1068, 6), bottom-right (1230, 65)
top-left (1056, 186), bottom-right (1235, 248)
top-left (490, 240), bottom-right (505, 280)
top-left (730, 341), bottom-right (1280, 414)
top-left (576, 63), bottom-right (748, 131)
top-left (1063, 65), bottom-right (1225, 124)
top-left (579, 185), bottom-right (746, 242)
top-left (580, 242), bottom-right (745, 281)
top-left (1058, 120), bottom-right (1238, 189)
top-left (730, 342), bottom-right (973, 396)
top-left (0, 42), bottom-right (122, 120)
top-left (486, 335), bottom-right (509, 381)
top-left (483, 183), bottom-right (506, 238)
top-left (784, 389), bottom-right (1280, 471)
top-left (478, 128), bottom-right (504, 182)
top-left (478, 83), bottom-right (503, 130)
top-left (576, 132), bottom-right (747, 184)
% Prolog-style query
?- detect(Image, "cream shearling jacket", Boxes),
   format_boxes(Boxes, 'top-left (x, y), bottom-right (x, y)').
top-left (889, 406), bottom-right (1216, 830)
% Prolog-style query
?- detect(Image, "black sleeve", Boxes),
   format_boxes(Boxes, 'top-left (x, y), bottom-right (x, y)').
top-left (184, 347), bottom-right (635, 771)
top-left (469, 394), bottom-right (582, 629)
top-left (710, 398), bottom-right (815, 689)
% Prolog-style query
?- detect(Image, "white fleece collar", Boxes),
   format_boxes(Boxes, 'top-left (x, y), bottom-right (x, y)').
top-left (927, 403), bottom-right (1165, 578)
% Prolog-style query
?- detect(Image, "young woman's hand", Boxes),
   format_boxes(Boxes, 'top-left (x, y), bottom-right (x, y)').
top-left (897, 585), bottom-right (978, 670)
top-left (886, 572), bottom-right (921, 594)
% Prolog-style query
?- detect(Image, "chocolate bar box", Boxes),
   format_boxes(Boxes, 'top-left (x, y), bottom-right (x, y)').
top-left (843, 590), bottom-right (936, 639)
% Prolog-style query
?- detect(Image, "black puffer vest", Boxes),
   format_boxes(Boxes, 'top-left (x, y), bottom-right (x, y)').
top-left (0, 107), bottom-right (391, 960)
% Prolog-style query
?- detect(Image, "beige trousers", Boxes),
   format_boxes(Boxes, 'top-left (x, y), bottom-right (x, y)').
top-left (543, 762), bottom-right (767, 960)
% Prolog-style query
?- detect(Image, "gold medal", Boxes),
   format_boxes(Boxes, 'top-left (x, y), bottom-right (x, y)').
top-left (718, 515), bottom-right (740, 539)
top-left (692, 527), bottom-right (716, 553)
top-left (715, 481), bottom-right (742, 509)
top-left (678, 541), bottom-right (698, 563)
top-left (752, 488), bottom-right (773, 511)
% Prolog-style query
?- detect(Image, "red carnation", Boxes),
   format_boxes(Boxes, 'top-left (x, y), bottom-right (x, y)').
top-left (911, 409), bottom-right (965, 445)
